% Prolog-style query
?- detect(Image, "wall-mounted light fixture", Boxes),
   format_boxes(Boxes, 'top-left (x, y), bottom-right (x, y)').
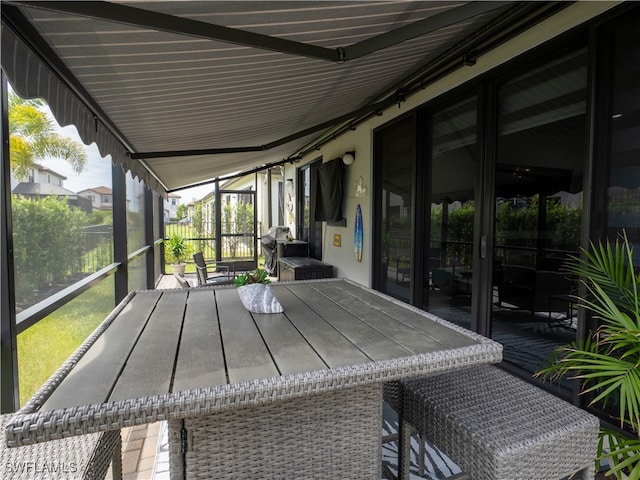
top-left (342, 151), bottom-right (355, 166)
top-left (285, 178), bottom-right (294, 188)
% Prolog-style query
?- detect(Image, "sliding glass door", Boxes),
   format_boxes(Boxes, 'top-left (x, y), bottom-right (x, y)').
top-left (491, 49), bottom-right (587, 378)
top-left (424, 96), bottom-right (478, 329)
top-left (374, 115), bottom-right (415, 302)
top-left (297, 160), bottom-right (322, 259)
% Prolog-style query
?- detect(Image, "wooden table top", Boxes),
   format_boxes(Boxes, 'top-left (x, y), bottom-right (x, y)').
top-left (8, 279), bottom-right (502, 447)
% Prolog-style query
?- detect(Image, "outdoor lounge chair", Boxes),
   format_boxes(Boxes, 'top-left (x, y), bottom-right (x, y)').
top-left (193, 252), bottom-right (235, 286)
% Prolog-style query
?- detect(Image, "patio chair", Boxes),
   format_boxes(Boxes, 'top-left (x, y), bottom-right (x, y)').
top-left (193, 252), bottom-right (235, 286)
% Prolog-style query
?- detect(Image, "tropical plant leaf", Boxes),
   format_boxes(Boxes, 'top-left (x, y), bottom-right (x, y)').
top-left (600, 429), bottom-right (640, 480)
top-left (538, 231), bottom-right (640, 477)
top-left (8, 89), bottom-right (87, 179)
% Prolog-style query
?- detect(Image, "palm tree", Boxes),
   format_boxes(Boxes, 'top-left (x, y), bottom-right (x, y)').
top-left (537, 231), bottom-right (640, 479)
top-left (8, 91), bottom-right (87, 180)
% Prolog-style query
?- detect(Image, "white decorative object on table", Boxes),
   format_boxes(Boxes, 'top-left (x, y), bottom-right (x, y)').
top-left (237, 283), bottom-right (283, 313)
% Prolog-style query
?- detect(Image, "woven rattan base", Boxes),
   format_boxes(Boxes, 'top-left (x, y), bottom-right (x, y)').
top-left (168, 384), bottom-right (382, 479)
top-left (0, 414), bottom-right (121, 480)
top-left (401, 366), bottom-right (599, 480)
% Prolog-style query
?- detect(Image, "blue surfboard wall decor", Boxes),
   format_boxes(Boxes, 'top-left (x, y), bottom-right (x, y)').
top-left (354, 204), bottom-right (363, 262)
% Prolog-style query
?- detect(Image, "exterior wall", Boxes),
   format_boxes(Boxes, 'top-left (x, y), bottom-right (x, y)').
top-left (97, 194), bottom-right (112, 210)
top-left (79, 189), bottom-right (113, 210)
top-left (10, 165), bottom-right (66, 190)
top-left (284, 1), bottom-right (620, 288)
top-left (33, 169), bottom-right (64, 186)
top-left (164, 194), bottom-right (181, 220)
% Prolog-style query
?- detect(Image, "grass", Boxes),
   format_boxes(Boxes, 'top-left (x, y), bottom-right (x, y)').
top-left (16, 252), bottom-right (272, 406)
top-left (17, 280), bottom-right (115, 406)
top-left (162, 224), bottom-right (262, 273)
top-left (18, 223), bottom-right (266, 406)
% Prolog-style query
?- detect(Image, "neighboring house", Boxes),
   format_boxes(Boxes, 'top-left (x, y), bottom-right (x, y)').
top-left (196, 192), bottom-right (214, 233)
top-left (10, 162), bottom-right (66, 191)
top-left (164, 192), bottom-right (181, 221)
top-left (78, 186), bottom-right (113, 211)
top-left (12, 163), bottom-right (92, 212)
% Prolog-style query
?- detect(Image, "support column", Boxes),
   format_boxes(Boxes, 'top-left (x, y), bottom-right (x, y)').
top-left (112, 165), bottom-right (128, 304)
top-left (1, 71), bottom-right (19, 412)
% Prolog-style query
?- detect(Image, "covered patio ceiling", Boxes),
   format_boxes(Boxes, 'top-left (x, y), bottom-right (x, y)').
top-left (1, 1), bottom-right (566, 193)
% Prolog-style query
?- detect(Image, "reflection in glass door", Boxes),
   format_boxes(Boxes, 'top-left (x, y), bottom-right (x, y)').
top-left (375, 116), bottom-right (415, 303)
top-left (297, 161), bottom-right (322, 259)
top-left (492, 49), bottom-right (587, 380)
top-left (605, 17), bottom-right (640, 246)
top-left (425, 96), bottom-right (477, 329)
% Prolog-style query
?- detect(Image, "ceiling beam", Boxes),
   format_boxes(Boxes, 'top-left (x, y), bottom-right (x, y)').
top-left (16, 1), bottom-right (340, 62)
top-left (11, 1), bottom-right (510, 64)
top-left (344, 1), bottom-right (509, 60)
top-left (130, 99), bottom-right (392, 159)
top-left (296, 1), bottom-right (567, 157)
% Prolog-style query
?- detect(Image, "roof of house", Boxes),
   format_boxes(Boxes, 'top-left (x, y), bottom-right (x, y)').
top-left (78, 186), bottom-right (113, 195)
top-left (12, 182), bottom-right (78, 197)
top-left (32, 163), bottom-right (67, 180)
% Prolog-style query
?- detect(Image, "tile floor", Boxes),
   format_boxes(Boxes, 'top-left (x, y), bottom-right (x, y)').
top-left (106, 422), bottom-right (162, 480)
top-left (122, 423), bottom-right (161, 480)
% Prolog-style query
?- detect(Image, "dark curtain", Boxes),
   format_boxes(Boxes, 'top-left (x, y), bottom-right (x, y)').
top-left (315, 158), bottom-right (345, 222)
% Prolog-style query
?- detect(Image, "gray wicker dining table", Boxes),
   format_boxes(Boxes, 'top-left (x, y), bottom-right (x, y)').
top-left (6, 278), bottom-right (502, 479)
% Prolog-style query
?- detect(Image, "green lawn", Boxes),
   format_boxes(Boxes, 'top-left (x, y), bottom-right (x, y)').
top-left (17, 250), bottom-right (268, 406)
top-left (17, 280), bottom-right (114, 406)
top-left (162, 224), bottom-right (264, 272)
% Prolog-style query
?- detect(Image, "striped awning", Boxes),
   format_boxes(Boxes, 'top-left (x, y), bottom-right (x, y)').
top-left (1, 1), bottom-right (562, 194)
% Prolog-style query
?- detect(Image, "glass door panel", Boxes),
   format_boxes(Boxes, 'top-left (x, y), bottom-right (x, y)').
top-left (297, 161), bottom-right (322, 259)
top-left (377, 117), bottom-right (415, 302)
top-left (425, 96), bottom-right (477, 329)
top-left (492, 49), bottom-right (587, 379)
top-left (606, 17), bottom-right (640, 246)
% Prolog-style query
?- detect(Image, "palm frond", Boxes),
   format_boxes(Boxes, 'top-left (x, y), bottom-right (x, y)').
top-left (539, 231), bottom-right (640, 476)
top-left (600, 429), bottom-right (640, 480)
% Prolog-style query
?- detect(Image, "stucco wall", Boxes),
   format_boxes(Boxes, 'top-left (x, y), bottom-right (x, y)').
top-left (283, 1), bottom-right (620, 288)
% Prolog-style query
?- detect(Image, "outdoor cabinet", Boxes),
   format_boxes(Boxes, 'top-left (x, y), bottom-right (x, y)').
top-left (276, 240), bottom-right (310, 279)
top-left (277, 240), bottom-right (310, 259)
top-left (278, 257), bottom-right (333, 281)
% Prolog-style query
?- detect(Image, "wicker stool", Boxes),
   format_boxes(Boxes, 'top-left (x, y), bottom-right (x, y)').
top-left (0, 414), bottom-right (122, 480)
top-left (399, 366), bottom-right (599, 480)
